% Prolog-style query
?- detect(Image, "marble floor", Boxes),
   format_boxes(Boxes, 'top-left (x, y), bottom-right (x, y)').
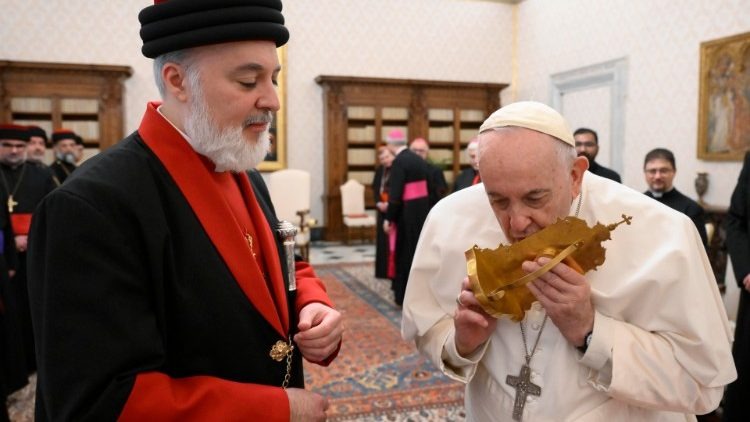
top-left (308, 241), bottom-right (376, 265)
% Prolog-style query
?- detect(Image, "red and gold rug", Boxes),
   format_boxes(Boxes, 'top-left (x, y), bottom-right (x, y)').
top-left (305, 263), bottom-right (466, 421)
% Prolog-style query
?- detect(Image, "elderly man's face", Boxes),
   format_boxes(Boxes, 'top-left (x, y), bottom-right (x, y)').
top-left (176, 41), bottom-right (280, 171)
top-left (54, 139), bottom-right (76, 156)
top-left (479, 128), bottom-right (586, 243)
top-left (409, 139), bottom-right (429, 160)
top-left (27, 136), bottom-right (47, 162)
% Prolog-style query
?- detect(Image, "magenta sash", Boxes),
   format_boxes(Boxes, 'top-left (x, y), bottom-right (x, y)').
top-left (403, 180), bottom-right (428, 201)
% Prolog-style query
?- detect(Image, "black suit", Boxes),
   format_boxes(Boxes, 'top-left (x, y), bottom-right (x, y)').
top-left (724, 152), bottom-right (750, 421)
top-left (588, 160), bottom-right (621, 183)
top-left (645, 189), bottom-right (708, 248)
top-left (453, 167), bottom-right (479, 193)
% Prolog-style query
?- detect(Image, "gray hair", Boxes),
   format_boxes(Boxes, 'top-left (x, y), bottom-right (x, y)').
top-left (153, 49), bottom-right (197, 98)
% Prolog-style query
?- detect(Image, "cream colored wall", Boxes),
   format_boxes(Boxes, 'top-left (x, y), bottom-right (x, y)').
top-left (3, 0), bottom-right (747, 222)
top-left (514, 0), bottom-right (750, 207)
top-left (0, 0), bottom-right (513, 224)
top-left (282, 0), bottom-right (513, 222)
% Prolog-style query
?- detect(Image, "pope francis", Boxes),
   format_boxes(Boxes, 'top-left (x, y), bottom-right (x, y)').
top-left (401, 101), bottom-right (736, 421)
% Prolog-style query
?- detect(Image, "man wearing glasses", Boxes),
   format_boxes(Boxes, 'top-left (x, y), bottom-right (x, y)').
top-left (574, 127), bottom-right (621, 183)
top-left (643, 147), bottom-right (708, 248)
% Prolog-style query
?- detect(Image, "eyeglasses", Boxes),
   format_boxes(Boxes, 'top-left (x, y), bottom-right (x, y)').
top-left (575, 142), bottom-right (597, 148)
top-left (644, 168), bottom-right (674, 176)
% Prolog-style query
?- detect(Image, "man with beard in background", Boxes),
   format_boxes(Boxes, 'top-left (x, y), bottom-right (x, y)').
top-left (27, 1), bottom-right (342, 421)
top-left (25, 126), bottom-right (51, 169)
top-left (573, 127), bottom-right (621, 183)
top-left (48, 129), bottom-right (79, 184)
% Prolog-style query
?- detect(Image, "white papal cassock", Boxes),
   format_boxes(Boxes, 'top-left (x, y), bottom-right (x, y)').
top-left (402, 172), bottom-right (736, 422)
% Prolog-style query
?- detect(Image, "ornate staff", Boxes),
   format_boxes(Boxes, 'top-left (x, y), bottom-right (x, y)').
top-left (276, 221), bottom-right (297, 292)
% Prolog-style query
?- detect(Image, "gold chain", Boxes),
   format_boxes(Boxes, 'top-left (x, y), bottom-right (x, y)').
top-left (281, 336), bottom-right (294, 389)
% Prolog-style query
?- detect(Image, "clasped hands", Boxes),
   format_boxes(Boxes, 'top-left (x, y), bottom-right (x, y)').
top-left (454, 256), bottom-right (595, 357)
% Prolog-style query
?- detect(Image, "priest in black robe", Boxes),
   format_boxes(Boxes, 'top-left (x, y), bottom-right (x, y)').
top-left (383, 130), bottom-right (434, 306)
top-left (27, 2), bottom-right (341, 420)
top-left (642, 148), bottom-right (708, 248)
top-left (0, 124), bottom-right (57, 379)
top-left (0, 125), bottom-right (28, 415)
top-left (574, 127), bottom-right (621, 183)
top-left (48, 129), bottom-right (79, 184)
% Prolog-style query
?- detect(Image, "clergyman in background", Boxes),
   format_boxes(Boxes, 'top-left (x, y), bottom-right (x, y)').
top-left (643, 147), bottom-right (708, 249)
top-left (573, 127), bottom-right (621, 183)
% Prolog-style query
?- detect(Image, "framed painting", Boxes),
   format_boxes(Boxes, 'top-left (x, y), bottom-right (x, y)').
top-left (258, 45), bottom-right (287, 171)
top-left (697, 31), bottom-right (750, 161)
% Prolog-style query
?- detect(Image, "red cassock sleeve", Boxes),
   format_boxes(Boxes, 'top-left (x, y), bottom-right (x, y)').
top-left (293, 261), bottom-right (341, 365)
top-left (118, 373), bottom-right (289, 421)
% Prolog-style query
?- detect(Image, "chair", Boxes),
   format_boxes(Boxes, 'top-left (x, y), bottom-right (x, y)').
top-left (340, 179), bottom-right (376, 244)
top-left (268, 169), bottom-right (314, 261)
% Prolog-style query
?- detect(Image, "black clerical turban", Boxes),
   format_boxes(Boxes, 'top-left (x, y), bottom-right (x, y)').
top-left (27, 125), bottom-right (48, 143)
top-left (139, 0), bottom-right (289, 59)
top-left (0, 124), bottom-right (30, 142)
top-left (51, 129), bottom-right (79, 145)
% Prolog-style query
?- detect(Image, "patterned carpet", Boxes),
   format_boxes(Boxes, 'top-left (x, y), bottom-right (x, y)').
top-left (305, 263), bottom-right (466, 421)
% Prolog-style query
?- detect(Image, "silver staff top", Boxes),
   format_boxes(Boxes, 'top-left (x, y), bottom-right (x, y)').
top-left (276, 221), bottom-right (297, 292)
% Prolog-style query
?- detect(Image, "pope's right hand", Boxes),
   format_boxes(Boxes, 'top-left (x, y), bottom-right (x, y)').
top-left (454, 277), bottom-right (497, 357)
top-left (286, 388), bottom-right (328, 422)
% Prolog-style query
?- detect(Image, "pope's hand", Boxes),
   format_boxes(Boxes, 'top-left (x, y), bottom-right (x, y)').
top-left (294, 302), bottom-right (343, 362)
top-left (454, 277), bottom-right (497, 357)
top-left (523, 257), bottom-right (594, 347)
top-left (286, 387), bottom-right (328, 422)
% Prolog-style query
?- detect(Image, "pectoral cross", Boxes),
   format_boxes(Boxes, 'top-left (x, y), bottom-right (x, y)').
top-left (7, 195), bottom-right (17, 213)
top-left (506, 364), bottom-right (541, 421)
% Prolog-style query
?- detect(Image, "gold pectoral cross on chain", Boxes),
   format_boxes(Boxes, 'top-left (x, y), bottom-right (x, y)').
top-left (7, 195), bottom-right (17, 213)
top-left (506, 364), bottom-right (541, 421)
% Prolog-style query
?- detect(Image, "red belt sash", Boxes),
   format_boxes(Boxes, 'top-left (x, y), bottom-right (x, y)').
top-left (11, 213), bottom-right (32, 235)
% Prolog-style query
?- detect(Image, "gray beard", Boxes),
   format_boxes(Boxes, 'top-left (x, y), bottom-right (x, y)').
top-left (183, 79), bottom-right (271, 173)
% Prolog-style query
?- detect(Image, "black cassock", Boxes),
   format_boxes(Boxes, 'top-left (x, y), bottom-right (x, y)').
top-left (385, 149), bottom-right (434, 306)
top-left (724, 152), bottom-right (750, 421)
top-left (49, 160), bottom-right (76, 185)
top-left (372, 165), bottom-right (390, 279)
top-left (453, 167), bottom-right (480, 193)
top-left (0, 162), bottom-right (57, 378)
top-left (645, 188), bottom-right (708, 248)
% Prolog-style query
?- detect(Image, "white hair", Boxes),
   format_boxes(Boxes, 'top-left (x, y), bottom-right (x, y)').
top-left (153, 49), bottom-right (195, 98)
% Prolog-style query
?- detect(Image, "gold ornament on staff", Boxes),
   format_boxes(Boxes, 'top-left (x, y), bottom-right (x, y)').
top-left (465, 215), bottom-right (632, 321)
